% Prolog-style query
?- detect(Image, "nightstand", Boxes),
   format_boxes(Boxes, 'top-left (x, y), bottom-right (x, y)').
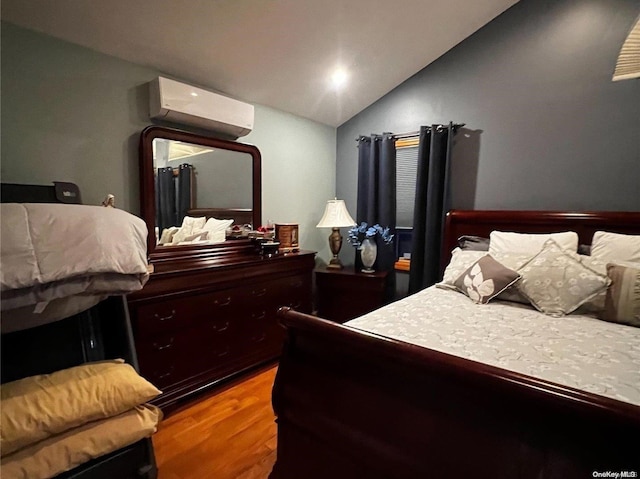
top-left (315, 267), bottom-right (389, 323)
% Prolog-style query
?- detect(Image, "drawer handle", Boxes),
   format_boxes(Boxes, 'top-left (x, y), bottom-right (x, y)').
top-left (214, 297), bottom-right (232, 307)
top-left (216, 346), bottom-right (230, 358)
top-left (252, 288), bottom-right (267, 297)
top-left (152, 337), bottom-right (174, 351)
top-left (251, 332), bottom-right (267, 343)
top-left (154, 310), bottom-right (176, 322)
top-left (156, 366), bottom-right (175, 380)
top-left (252, 310), bottom-right (267, 320)
top-left (213, 320), bottom-right (230, 332)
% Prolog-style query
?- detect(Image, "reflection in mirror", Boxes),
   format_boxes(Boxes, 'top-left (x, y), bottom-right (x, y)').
top-left (140, 126), bottom-right (261, 257)
top-left (153, 138), bottom-right (253, 247)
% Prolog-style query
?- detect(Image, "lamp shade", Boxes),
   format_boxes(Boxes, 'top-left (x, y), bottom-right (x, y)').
top-left (613, 16), bottom-right (640, 81)
top-left (316, 199), bottom-right (356, 228)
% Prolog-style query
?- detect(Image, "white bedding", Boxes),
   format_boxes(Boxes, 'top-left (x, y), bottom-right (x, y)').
top-left (347, 286), bottom-right (640, 407)
top-left (1, 204), bottom-right (149, 331)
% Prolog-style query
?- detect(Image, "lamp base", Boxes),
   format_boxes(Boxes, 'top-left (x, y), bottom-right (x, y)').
top-left (327, 228), bottom-right (344, 270)
top-left (327, 257), bottom-right (344, 269)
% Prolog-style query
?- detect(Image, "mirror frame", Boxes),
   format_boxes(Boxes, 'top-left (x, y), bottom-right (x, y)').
top-left (139, 125), bottom-right (262, 261)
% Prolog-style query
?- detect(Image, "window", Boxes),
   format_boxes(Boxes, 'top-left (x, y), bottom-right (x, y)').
top-left (395, 136), bottom-right (419, 228)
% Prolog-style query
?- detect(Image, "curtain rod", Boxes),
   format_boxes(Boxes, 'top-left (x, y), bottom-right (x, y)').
top-left (355, 123), bottom-right (465, 141)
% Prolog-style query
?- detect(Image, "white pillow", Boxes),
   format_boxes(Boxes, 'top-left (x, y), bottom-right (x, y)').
top-left (203, 217), bottom-right (234, 234)
top-left (158, 227), bottom-right (179, 245)
top-left (437, 248), bottom-right (487, 289)
top-left (489, 231), bottom-right (578, 256)
top-left (180, 216), bottom-right (206, 235)
top-left (591, 231), bottom-right (640, 263)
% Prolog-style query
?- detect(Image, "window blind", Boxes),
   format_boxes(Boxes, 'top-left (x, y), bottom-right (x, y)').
top-left (396, 138), bottom-right (419, 228)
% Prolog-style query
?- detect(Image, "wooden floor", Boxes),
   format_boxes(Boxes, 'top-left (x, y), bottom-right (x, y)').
top-left (153, 366), bottom-right (278, 479)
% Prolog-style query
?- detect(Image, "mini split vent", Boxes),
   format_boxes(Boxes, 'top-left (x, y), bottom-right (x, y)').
top-left (149, 77), bottom-right (254, 138)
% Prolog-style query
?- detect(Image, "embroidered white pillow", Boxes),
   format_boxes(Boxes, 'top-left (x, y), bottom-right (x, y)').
top-left (517, 239), bottom-right (610, 317)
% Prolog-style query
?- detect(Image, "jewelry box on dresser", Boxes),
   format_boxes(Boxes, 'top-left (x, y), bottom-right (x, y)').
top-left (128, 126), bottom-right (315, 411)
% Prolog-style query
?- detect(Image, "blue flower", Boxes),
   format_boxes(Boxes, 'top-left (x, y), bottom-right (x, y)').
top-left (347, 222), bottom-right (394, 248)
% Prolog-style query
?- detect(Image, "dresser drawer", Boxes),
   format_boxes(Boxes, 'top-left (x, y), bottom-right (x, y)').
top-left (136, 330), bottom-right (201, 389)
top-left (128, 251), bottom-right (317, 410)
top-left (135, 288), bottom-right (243, 337)
top-left (273, 273), bottom-right (312, 311)
top-left (134, 301), bottom-right (187, 337)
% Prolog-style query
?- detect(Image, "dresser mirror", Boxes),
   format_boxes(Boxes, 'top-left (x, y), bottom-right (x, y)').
top-left (139, 126), bottom-right (262, 259)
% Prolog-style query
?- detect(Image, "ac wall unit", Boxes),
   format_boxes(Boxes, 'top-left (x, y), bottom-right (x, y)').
top-left (149, 76), bottom-right (254, 138)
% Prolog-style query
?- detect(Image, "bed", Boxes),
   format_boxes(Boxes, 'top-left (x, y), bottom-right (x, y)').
top-left (0, 183), bottom-right (161, 479)
top-left (271, 210), bottom-right (640, 479)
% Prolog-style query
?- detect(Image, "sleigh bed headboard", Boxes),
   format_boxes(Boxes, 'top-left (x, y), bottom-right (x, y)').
top-left (441, 210), bottom-right (640, 273)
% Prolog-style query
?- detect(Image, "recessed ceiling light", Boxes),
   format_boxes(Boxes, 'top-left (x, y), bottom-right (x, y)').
top-left (330, 68), bottom-right (348, 90)
top-left (190, 92), bottom-right (198, 97)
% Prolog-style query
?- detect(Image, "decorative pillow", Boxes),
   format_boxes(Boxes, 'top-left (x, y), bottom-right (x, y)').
top-left (489, 231), bottom-right (578, 256)
top-left (0, 359), bottom-right (161, 457)
top-left (576, 255), bottom-right (609, 312)
top-left (457, 235), bottom-right (490, 251)
top-left (591, 231), bottom-right (640, 263)
top-left (0, 404), bottom-right (162, 479)
top-left (437, 248), bottom-right (487, 290)
top-left (453, 255), bottom-right (521, 304)
top-left (517, 239), bottom-right (610, 317)
top-left (490, 252), bottom-right (534, 304)
top-left (601, 263), bottom-right (640, 327)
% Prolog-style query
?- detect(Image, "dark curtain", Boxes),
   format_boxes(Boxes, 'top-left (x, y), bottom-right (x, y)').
top-left (155, 163), bottom-right (193, 233)
top-left (356, 134), bottom-right (396, 284)
top-left (408, 123), bottom-right (455, 294)
top-left (176, 163), bottom-right (193, 226)
top-left (156, 167), bottom-right (176, 233)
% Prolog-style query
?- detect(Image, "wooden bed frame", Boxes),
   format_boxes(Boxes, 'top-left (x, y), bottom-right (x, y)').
top-left (271, 210), bottom-right (640, 479)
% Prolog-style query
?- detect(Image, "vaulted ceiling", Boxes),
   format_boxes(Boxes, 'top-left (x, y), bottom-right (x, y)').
top-left (2, 0), bottom-right (519, 126)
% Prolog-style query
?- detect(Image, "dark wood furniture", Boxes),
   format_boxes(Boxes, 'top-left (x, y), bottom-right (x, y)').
top-left (133, 127), bottom-right (315, 412)
top-left (271, 210), bottom-right (640, 479)
top-left (127, 250), bottom-right (314, 411)
top-left (315, 267), bottom-right (388, 323)
top-left (140, 125), bottom-right (262, 257)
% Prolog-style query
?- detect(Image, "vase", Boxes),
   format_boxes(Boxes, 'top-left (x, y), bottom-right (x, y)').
top-left (360, 238), bottom-right (377, 273)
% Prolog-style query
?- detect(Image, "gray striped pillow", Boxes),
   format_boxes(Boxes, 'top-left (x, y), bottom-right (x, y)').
top-left (602, 263), bottom-right (640, 327)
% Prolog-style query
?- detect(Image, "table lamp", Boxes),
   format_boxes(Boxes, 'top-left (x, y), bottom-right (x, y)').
top-left (316, 199), bottom-right (356, 269)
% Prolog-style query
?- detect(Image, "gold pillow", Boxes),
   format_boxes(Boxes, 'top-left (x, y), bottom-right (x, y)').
top-left (0, 359), bottom-right (161, 457)
top-left (0, 404), bottom-right (162, 479)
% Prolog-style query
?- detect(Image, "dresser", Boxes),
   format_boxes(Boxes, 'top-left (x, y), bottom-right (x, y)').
top-left (128, 250), bottom-right (315, 411)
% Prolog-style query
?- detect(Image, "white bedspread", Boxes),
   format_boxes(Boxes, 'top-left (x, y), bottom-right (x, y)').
top-left (347, 286), bottom-right (640, 407)
top-left (1, 204), bottom-right (149, 331)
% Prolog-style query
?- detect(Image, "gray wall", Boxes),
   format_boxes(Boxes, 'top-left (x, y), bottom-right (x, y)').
top-left (1, 22), bottom-right (336, 261)
top-left (336, 0), bottom-right (640, 221)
